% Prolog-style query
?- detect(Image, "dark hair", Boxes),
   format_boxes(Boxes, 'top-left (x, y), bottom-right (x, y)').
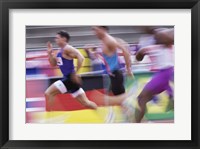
top-left (57, 30), bottom-right (70, 42)
top-left (98, 26), bottom-right (109, 31)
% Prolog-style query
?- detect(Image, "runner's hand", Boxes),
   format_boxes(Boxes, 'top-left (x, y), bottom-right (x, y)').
top-left (71, 73), bottom-right (82, 86)
top-left (127, 68), bottom-right (134, 78)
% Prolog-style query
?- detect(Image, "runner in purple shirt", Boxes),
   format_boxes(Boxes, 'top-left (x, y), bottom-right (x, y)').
top-left (45, 30), bottom-right (97, 110)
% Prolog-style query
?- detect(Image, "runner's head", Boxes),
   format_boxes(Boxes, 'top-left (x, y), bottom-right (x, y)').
top-left (92, 26), bottom-right (108, 39)
top-left (55, 30), bottom-right (70, 47)
top-left (154, 28), bottom-right (174, 45)
top-left (143, 27), bottom-right (156, 34)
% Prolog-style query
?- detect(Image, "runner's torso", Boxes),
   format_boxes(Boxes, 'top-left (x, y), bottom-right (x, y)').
top-left (101, 35), bottom-right (118, 56)
top-left (145, 45), bottom-right (174, 70)
top-left (56, 47), bottom-right (75, 76)
top-left (101, 35), bottom-right (120, 72)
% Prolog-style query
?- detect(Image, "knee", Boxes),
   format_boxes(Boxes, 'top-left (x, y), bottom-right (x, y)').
top-left (44, 90), bottom-right (49, 97)
top-left (137, 92), bottom-right (150, 108)
top-left (137, 96), bottom-right (144, 109)
top-left (44, 90), bottom-right (53, 99)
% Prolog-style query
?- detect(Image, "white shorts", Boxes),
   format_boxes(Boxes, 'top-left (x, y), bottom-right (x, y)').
top-left (53, 80), bottom-right (85, 98)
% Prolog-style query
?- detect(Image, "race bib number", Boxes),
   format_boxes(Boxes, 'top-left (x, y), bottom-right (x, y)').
top-left (57, 57), bottom-right (63, 66)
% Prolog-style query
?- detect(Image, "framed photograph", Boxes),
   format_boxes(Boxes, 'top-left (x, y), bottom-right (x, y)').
top-left (0, 0), bottom-right (199, 148)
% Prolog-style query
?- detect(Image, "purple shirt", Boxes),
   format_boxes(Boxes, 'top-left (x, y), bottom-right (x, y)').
top-left (56, 50), bottom-right (75, 76)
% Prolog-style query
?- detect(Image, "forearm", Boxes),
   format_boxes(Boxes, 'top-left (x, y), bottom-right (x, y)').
top-left (48, 53), bottom-right (57, 66)
top-left (76, 56), bottom-right (84, 72)
top-left (123, 51), bottom-right (132, 71)
top-left (117, 41), bottom-right (132, 71)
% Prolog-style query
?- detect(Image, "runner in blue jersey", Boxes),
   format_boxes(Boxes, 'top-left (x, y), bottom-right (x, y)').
top-left (91, 26), bottom-right (134, 105)
top-left (45, 30), bottom-right (97, 109)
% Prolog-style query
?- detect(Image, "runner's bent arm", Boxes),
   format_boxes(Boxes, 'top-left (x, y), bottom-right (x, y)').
top-left (117, 43), bottom-right (132, 75)
top-left (64, 46), bottom-right (85, 73)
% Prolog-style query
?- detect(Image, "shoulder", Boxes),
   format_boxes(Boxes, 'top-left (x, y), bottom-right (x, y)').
top-left (107, 34), bottom-right (116, 41)
top-left (115, 37), bottom-right (128, 46)
top-left (64, 44), bottom-right (73, 50)
top-left (115, 37), bottom-right (123, 44)
top-left (63, 44), bottom-right (76, 52)
top-left (63, 45), bottom-right (81, 56)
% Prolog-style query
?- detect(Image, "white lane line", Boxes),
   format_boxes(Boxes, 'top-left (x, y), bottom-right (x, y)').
top-left (26, 97), bottom-right (45, 102)
top-left (26, 107), bottom-right (45, 112)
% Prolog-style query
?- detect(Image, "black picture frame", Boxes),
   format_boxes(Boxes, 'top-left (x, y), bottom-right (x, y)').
top-left (0, 0), bottom-right (199, 148)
